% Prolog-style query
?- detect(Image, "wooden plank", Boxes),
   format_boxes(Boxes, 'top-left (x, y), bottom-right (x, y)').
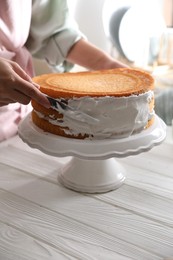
top-left (1, 143), bottom-right (173, 226)
top-left (0, 190), bottom-right (141, 260)
top-left (2, 144), bottom-right (171, 200)
top-left (118, 147), bottom-right (173, 179)
top-left (121, 162), bottom-right (173, 199)
top-left (0, 222), bottom-right (76, 260)
top-left (0, 167), bottom-right (173, 259)
top-left (148, 142), bottom-right (173, 159)
top-left (94, 183), bottom-right (173, 226)
top-left (0, 143), bottom-right (173, 189)
top-left (0, 136), bottom-right (173, 259)
top-left (0, 145), bottom-right (69, 183)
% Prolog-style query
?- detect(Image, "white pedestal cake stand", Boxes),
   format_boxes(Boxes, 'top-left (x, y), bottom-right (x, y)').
top-left (18, 114), bottom-right (166, 193)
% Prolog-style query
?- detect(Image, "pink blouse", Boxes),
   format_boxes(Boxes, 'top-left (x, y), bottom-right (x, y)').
top-left (0, 0), bottom-right (83, 141)
top-left (0, 0), bottom-right (33, 141)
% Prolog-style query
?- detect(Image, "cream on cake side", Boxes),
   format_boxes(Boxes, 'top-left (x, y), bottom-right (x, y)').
top-left (33, 90), bottom-right (154, 139)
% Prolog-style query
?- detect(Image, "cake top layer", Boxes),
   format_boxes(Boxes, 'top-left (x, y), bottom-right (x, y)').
top-left (33, 68), bottom-right (154, 98)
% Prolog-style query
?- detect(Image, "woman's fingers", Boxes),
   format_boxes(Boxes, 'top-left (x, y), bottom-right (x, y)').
top-left (10, 62), bottom-right (50, 107)
top-left (4, 80), bottom-right (49, 107)
top-left (13, 76), bottom-right (50, 107)
top-left (0, 58), bottom-right (50, 108)
top-left (11, 61), bottom-right (40, 88)
top-left (11, 89), bottom-right (31, 104)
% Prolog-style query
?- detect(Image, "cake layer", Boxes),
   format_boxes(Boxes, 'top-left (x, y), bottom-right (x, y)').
top-left (33, 68), bottom-right (154, 98)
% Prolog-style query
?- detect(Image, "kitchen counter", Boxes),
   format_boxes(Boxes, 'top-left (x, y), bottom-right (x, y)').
top-left (0, 125), bottom-right (173, 260)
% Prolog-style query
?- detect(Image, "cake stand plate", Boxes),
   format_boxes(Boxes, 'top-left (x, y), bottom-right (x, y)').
top-left (18, 114), bottom-right (166, 193)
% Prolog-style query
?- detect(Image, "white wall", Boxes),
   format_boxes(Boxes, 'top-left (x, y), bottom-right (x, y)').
top-left (72, 0), bottom-right (108, 51)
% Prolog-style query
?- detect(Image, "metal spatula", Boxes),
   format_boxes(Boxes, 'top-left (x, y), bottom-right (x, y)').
top-left (47, 96), bottom-right (99, 124)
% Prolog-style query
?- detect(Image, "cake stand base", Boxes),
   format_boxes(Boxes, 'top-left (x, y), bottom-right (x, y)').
top-left (58, 157), bottom-right (126, 193)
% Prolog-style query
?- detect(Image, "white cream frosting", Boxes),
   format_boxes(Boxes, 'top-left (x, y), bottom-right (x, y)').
top-left (34, 91), bottom-right (154, 139)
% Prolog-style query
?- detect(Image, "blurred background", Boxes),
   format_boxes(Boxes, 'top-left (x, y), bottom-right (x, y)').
top-left (34, 0), bottom-right (173, 74)
top-left (34, 0), bottom-right (172, 73)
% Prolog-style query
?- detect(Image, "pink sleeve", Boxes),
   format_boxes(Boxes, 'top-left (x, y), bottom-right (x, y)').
top-left (0, 104), bottom-right (32, 142)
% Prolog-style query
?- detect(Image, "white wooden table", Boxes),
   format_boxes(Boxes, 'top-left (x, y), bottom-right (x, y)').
top-left (0, 126), bottom-right (173, 260)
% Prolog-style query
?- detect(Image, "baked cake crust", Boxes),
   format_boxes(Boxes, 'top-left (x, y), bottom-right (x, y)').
top-left (33, 68), bottom-right (154, 98)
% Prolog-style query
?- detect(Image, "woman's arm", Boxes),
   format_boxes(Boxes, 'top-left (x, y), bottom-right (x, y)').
top-left (67, 38), bottom-right (128, 70)
top-left (28, 0), bottom-right (127, 72)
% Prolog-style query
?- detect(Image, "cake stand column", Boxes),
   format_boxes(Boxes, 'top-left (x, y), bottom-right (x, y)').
top-left (58, 157), bottom-right (126, 193)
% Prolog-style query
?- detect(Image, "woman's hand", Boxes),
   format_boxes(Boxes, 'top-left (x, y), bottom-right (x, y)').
top-left (0, 58), bottom-right (50, 107)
